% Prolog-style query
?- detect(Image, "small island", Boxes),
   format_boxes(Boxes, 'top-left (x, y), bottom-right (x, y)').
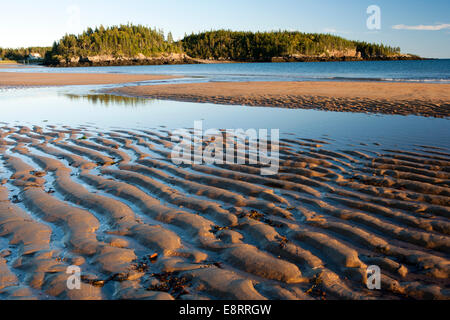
top-left (0, 24), bottom-right (421, 67)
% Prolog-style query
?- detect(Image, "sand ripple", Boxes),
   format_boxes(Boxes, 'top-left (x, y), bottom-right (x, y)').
top-left (0, 124), bottom-right (449, 300)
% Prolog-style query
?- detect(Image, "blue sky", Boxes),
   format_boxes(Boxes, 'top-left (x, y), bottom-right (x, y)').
top-left (1, 0), bottom-right (449, 58)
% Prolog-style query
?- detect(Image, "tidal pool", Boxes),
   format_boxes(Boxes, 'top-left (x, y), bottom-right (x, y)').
top-left (0, 85), bottom-right (448, 151)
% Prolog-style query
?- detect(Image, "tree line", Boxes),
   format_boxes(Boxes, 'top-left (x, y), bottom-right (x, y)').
top-left (44, 24), bottom-right (182, 64)
top-left (0, 24), bottom-right (407, 65)
top-left (182, 30), bottom-right (402, 61)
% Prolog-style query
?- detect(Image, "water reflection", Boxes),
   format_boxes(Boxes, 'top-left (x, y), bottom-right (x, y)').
top-left (63, 93), bottom-right (153, 107)
top-left (1, 86), bottom-right (448, 151)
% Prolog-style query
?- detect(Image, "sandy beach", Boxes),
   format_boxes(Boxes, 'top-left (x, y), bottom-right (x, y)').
top-left (0, 124), bottom-right (449, 300)
top-left (0, 63), bottom-right (30, 69)
top-left (0, 72), bottom-right (177, 86)
top-left (109, 81), bottom-right (450, 118)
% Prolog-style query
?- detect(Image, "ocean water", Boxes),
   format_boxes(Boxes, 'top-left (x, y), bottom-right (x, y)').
top-left (4, 59), bottom-right (450, 83)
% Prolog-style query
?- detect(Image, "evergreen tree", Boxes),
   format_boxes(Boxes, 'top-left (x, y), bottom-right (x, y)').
top-left (181, 30), bottom-right (402, 61)
top-left (167, 32), bottom-right (174, 44)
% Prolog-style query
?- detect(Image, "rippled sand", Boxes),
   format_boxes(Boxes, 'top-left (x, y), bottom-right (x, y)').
top-left (0, 124), bottom-right (449, 300)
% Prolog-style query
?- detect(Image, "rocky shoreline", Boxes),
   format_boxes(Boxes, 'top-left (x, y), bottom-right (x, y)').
top-left (270, 54), bottom-right (422, 63)
top-left (45, 53), bottom-right (423, 67)
top-left (46, 53), bottom-right (198, 67)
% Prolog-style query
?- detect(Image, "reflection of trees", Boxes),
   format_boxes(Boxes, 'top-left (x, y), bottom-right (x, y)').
top-left (64, 93), bottom-right (152, 107)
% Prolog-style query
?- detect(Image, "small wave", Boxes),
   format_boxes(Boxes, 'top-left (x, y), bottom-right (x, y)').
top-left (380, 78), bottom-right (450, 83)
top-left (319, 76), bottom-right (450, 83)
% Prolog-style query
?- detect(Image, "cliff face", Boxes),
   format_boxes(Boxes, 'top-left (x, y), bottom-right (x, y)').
top-left (52, 53), bottom-right (195, 67)
top-left (271, 49), bottom-right (418, 63)
top-left (49, 51), bottom-right (421, 67)
top-left (272, 49), bottom-right (361, 62)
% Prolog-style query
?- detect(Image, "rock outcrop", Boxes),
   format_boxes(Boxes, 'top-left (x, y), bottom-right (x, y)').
top-left (53, 53), bottom-right (197, 67)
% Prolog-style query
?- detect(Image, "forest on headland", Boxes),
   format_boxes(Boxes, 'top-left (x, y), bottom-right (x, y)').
top-left (0, 24), bottom-right (421, 66)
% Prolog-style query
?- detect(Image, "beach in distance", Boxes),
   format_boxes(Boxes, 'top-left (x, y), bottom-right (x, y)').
top-left (0, 71), bottom-right (176, 86)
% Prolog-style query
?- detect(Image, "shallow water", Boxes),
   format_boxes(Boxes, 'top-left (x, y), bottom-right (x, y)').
top-left (0, 85), bottom-right (448, 151)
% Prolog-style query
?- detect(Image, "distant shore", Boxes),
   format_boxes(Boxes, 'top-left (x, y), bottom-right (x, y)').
top-left (1, 54), bottom-right (427, 69)
top-left (109, 81), bottom-right (450, 118)
top-left (44, 54), bottom-right (423, 67)
top-left (0, 72), bottom-right (177, 86)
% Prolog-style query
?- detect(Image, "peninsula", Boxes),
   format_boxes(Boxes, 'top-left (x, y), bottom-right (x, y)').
top-left (0, 24), bottom-right (420, 67)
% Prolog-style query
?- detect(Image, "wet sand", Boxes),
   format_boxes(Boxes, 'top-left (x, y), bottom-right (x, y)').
top-left (0, 63), bottom-right (30, 69)
top-left (109, 81), bottom-right (450, 118)
top-left (0, 72), bottom-right (177, 86)
top-left (0, 124), bottom-right (449, 300)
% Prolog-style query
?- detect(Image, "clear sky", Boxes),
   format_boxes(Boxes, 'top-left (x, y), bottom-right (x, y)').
top-left (1, 0), bottom-right (449, 58)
